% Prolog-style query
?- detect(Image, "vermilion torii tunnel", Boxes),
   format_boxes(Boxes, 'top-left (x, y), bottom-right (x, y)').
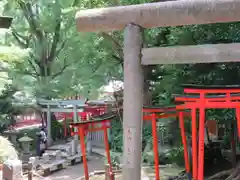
top-left (175, 84), bottom-right (240, 180)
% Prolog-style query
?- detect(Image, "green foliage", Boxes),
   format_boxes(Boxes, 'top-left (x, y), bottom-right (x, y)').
top-left (142, 123), bottom-right (153, 151)
top-left (0, 135), bottom-right (18, 163)
top-left (2, 0), bottom-right (123, 99)
top-left (0, 46), bottom-right (27, 63)
top-left (51, 119), bottom-right (64, 141)
top-left (142, 151), bottom-right (155, 165)
top-left (0, 84), bottom-right (21, 132)
top-left (165, 147), bottom-right (185, 167)
top-left (222, 133), bottom-right (231, 149)
top-left (108, 151), bottom-right (122, 167)
top-left (109, 118), bottom-right (123, 152)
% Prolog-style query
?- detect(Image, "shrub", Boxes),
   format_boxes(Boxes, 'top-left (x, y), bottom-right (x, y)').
top-left (165, 146), bottom-right (185, 167)
top-left (0, 136), bottom-right (18, 163)
top-left (51, 119), bottom-right (64, 141)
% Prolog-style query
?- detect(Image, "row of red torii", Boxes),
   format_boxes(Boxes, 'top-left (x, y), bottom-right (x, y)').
top-left (70, 84), bottom-right (240, 180)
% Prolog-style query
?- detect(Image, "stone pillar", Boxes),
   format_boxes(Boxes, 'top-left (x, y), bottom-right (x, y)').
top-left (47, 105), bottom-right (52, 145)
top-left (122, 23), bottom-right (144, 180)
top-left (11, 134), bottom-right (17, 146)
top-left (3, 160), bottom-right (23, 180)
top-left (18, 133), bottom-right (33, 164)
top-left (87, 133), bottom-right (92, 155)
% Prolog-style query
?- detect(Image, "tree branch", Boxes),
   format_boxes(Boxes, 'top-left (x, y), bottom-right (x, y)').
top-left (22, 71), bottom-right (37, 78)
top-left (27, 55), bottom-right (39, 77)
top-left (100, 32), bottom-right (123, 59)
top-left (12, 68), bottom-right (38, 78)
top-left (51, 58), bottom-right (70, 79)
top-left (112, 54), bottom-right (123, 66)
top-left (18, 1), bottom-right (44, 41)
top-left (54, 40), bottom-right (67, 60)
top-left (47, 17), bottom-right (62, 62)
top-left (11, 30), bottom-right (29, 48)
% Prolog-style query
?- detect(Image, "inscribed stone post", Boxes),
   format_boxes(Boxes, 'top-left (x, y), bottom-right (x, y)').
top-left (122, 23), bottom-right (144, 180)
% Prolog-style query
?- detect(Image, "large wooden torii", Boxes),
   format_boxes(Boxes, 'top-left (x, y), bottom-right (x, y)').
top-left (74, 0), bottom-right (240, 179)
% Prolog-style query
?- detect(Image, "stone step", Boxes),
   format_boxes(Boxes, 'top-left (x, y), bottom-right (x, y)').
top-left (39, 159), bottom-right (69, 176)
top-left (142, 165), bottom-right (186, 180)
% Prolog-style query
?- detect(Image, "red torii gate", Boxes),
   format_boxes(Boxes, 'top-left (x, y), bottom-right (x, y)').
top-left (70, 107), bottom-right (192, 180)
top-left (143, 106), bottom-right (191, 180)
top-left (63, 112), bottom-right (90, 137)
top-left (70, 115), bottom-right (115, 180)
top-left (63, 105), bottom-right (108, 137)
top-left (175, 84), bottom-right (240, 180)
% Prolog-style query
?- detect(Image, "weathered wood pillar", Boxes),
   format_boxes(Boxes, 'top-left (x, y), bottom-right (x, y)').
top-left (123, 23), bottom-right (143, 180)
top-left (47, 105), bottom-right (52, 145)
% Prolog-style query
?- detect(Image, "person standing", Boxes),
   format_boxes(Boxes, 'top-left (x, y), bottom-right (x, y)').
top-left (39, 127), bottom-right (47, 156)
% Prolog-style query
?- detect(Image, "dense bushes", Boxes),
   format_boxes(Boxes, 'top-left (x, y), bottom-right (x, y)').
top-left (109, 118), bottom-right (123, 152)
top-left (0, 136), bottom-right (18, 163)
top-left (109, 116), bottom-right (186, 167)
top-left (51, 119), bottom-right (64, 141)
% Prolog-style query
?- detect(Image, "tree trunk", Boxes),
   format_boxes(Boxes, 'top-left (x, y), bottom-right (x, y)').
top-left (231, 120), bottom-right (237, 168)
top-left (205, 122), bottom-right (211, 145)
top-left (39, 64), bottom-right (51, 77)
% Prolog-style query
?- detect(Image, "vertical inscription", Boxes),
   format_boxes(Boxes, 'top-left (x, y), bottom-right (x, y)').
top-left (124, 127), bottom-right (136, 168)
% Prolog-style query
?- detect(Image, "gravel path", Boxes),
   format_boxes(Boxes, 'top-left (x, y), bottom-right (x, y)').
top-left (46, 156), bottom-right (104, 180)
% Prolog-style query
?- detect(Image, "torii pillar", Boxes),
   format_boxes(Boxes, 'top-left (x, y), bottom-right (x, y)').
top-left (123, 24), bottom-right (143, 179)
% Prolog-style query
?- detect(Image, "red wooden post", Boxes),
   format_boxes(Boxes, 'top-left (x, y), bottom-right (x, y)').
top-left (179, 111), bottom-right (190, 178)
top-left (198, 93), bottom-right (205, 180)
top-left (191, 108), bottom-right (197, 180)
top-left (79, 127), bottom-right (89, 180)
top-left (151, 113), bottom-right (160, 180)
top-left (103, 122), bottom-right (113, 180)
top-left (70, 117), bottom-right (73, 136)
top-left (235, 108), bottom-right (240, 139)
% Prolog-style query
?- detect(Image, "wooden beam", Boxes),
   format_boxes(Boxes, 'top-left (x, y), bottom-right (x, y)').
top-left (86, 100), bottom-right (114, 105)
top-left (38, 99), bottom-right (86, 106)
top-left (141, 43), bottom-right (240, 65)
top-left (41, 108), bottom-right (84, 113)
top-left (122, 24), bottom-right (143, 180)
top-left (75, 0), bottom-right (240, 32)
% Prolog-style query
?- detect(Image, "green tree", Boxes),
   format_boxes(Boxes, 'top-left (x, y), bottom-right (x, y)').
top-left (0, 84), bottom-right (21, 132)
top-left (2, 0), bottom-right (122, 98)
